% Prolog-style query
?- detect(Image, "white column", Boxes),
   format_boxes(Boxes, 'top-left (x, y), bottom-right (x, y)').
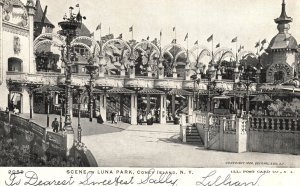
top-left (171, 94), bottom-right (176, 119)
top-left (0, 3), bottom-right (3, 84)
top-left (22, 88), bottom-right (30, 114)
top-left (130, 94), bottom-right (137, 125)
top-left (146, 95), bottom-right (151, 114)
top-left (99, 94), bottom-right (107, 122)
top-left (160, 94), bottom-right (167, 124)
top-left (187, 95), bottom-right (194, 123)
top-left (26, 3), bottom-right (36, 74)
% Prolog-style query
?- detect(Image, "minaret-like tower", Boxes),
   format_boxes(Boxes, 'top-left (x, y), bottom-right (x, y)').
top-left (274, 0), bottom-right (292, 34)
top-left (265, 0), bottom-right (298, 83)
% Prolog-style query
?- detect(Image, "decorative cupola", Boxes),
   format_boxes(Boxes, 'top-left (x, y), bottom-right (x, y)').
top-left (265, 0), bottom-right (298, 84)
top-left (267, 0), bottom-right (298, 52)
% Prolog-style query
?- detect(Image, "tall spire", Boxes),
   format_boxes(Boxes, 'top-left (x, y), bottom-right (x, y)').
top-left (274, 0), bottom-right (292, 24)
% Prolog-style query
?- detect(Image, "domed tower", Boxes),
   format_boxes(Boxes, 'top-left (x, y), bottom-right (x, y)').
top-left (265, 0), bottom-right (298, 83)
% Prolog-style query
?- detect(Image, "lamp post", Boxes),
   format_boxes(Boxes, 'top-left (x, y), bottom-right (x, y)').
top-left (59, 96), bottom-right (64, 131)
top-left (238, 66), bottom-right (253, 115)
top-left (191, 72), bottom-right (201, 110)
top-left (76, 86), bottom-right (85, 142)
top-left (58, 5), bottom-right (85, 129)
top-left (46, 92), bottom-right (51, 128)
top-left (86, 60), bottom-right (99, 122)
top-left (206, 64), bottom-right (215, 112)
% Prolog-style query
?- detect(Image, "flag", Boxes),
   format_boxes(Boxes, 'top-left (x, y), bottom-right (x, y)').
top-left (238, 45), bottom-right (244, 52)
top-left (171, 39), bottom-right (176, 44)
top-left (152, 38), bottom-right (158, 45)
top-left (76, 4), bottom-right (79, 7)
top-left (173, 27), bottom-right (176, 31)
top-left (216, 43), bottom-right (220, 48)
top-left (194, 40), bottom-right (198, 45)
top-left (184, 33), bottom-right (188, 41)
top-left (129, 26), bottom-right (133, 32)
top-left (261, 39), bottom-right (267, 45)
top-left (147, 36), bottom-right (150, 40)
top-left (96, 23), bottom-right (101, 30)
top-left (117, 33), bottom-right (122, 39)
top-left (231, 37), bottom-right (237, 43)
top-left (260, 46), bottom-right (264, 51)
top-left (255, 41), bottom-right (260, 48)
top-left (207, 34), bottom-right (213, 42)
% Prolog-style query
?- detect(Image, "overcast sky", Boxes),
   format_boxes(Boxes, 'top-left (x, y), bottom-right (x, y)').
top-left (40, 0), bottom-right (300, 51)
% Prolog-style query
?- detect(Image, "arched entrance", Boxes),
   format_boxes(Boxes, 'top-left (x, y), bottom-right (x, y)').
top-left (8, 92), bottom-right (22, 113)
top-left (274, 71), bottom-right (285, 83)
top-left (8, 57), bottom-right (23, 72)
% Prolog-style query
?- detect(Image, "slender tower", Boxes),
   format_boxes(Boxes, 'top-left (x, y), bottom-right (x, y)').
top-left (266, 0), bottom-right (298, 83)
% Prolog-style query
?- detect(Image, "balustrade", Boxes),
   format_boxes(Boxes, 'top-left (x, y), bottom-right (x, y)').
top-left (250, 116), bottom-right (299, 132)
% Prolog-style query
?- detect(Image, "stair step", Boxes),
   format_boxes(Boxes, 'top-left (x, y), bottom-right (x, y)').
top-left (187, 136), bottom-right (201, 139)
top-left (187, 133), bottom-right (199, 136)
top-left (186, 129), bottom-right (198, 131)
top-left (187, 139), bottom-right (202, 142)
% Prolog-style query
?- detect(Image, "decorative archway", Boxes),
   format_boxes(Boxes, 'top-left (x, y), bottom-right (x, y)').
top-left (162, 43), bottom-right (187, 77)
top-left (102, 39), bottom-right (132, 74)
top-left (266, 62), bottom-right (293, 83)
top-left (133, 41), bottom-right (160, 76)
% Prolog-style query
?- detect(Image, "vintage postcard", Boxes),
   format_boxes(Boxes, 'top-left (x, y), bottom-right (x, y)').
top-left (0, 0), bottom-right (300, 185)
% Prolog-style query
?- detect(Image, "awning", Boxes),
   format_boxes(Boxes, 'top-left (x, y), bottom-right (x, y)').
top-left (106, 87), bottom-right (135, 94)
top-left (138, 88), bottom-right (164, 95)
top-left (226, 90), bottom-right (260, 96)
top-left (33, 85), bottom-right (64, 93)
top-left (251, 94), bottom-right (273, 102)
top-left (167, 89), bottom-right (193, 96)
top-left (212, 95), bottom-right (231, 99)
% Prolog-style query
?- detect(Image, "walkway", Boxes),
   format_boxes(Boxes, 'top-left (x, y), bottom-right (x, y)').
top-left (83, 123), bottom-right (300, 168)
top-left (20, 113), bottom-right (300, 167)
top-left (20, 113), bottom-right (130, 138)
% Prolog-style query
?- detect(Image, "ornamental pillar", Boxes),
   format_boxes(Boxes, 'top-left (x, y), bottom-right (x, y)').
top-left (160, 94), bottom-right (167, 124)
top-left (99, 94), bottom-right (107, 122)
top-left (146, 94), bottom-right (151, 114)
top-left (130, 94), bottom-right (137, 125)
top-left (26, 1), bottom-right (36, 74)
top-left (187, 95), bottom-right (194, 123)
top-left (171, 94), bottom-right (176, 119)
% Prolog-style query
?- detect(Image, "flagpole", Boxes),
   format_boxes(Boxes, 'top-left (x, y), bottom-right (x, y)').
top-left (196, 41), bottom-right (199, 65)
top-left (109, 27), bottom-right (110, 35)
top-left (132, 26), bottom-right (134, 41)
top-left (99, 26), bottom-right (102, 43)
top-left (160, 30), bottom-right (162, 50)
top-left (236, 40), bottom-right (238, 65)
top-left (211, 36), bottom-right (214, 64)
top-left (174, 27), bottom-right (176, 44)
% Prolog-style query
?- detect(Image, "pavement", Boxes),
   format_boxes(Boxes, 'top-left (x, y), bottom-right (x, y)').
top-left (20, 113), bottom-right (130, 138)
top-left (20, 113), bottom-right (300, 168)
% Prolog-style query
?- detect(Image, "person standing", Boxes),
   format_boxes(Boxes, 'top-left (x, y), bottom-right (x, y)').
top-left (138, 112), bottom-right (143, 125)
top-left (147, 112), bottom-right (152, 125)
top-left (52, 118), bottom-right (59, 133)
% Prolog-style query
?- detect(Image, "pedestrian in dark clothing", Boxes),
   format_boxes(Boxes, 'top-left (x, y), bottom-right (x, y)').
top-left (52, 118), bottom-right (59, 133)
top-left (111, 112), bottom-right (117, 124)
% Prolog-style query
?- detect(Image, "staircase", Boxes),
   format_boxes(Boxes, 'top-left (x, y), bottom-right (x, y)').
top-left (107, 95), bottom-right (131, 122)
top-left (186, 124), bottom-right (204, 146)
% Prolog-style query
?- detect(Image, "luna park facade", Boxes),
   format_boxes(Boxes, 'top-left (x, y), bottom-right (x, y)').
top-left (0, 0), bottom-right (300, 126)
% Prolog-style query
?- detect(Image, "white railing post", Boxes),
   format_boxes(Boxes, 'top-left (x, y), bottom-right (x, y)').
top-left (235, 117), bottom-right (247, 153)
top-left (180, 114), bottom-right (187, 143)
